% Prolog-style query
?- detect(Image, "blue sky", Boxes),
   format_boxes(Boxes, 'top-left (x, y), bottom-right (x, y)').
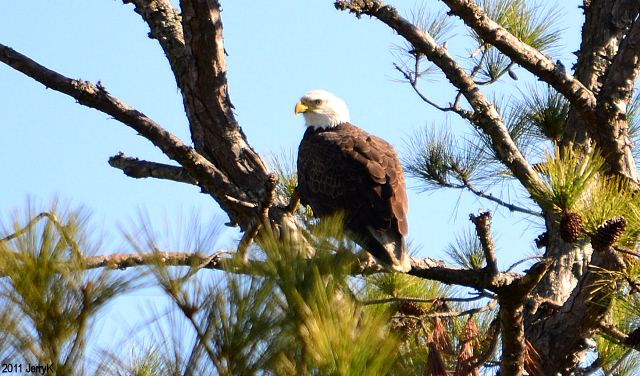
top-left (0, 0), bottom-right (583, 360)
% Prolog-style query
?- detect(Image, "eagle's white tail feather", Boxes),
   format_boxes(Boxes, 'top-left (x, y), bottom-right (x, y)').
top-left (367, 226), bottom-right (411, 273)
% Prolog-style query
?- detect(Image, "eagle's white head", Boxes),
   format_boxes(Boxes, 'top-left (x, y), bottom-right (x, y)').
top-left (294, 89), bottom-right (350, 129)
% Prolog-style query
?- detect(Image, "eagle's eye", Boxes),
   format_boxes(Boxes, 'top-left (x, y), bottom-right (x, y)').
top-left (313, 99), bottom-right (323, 106)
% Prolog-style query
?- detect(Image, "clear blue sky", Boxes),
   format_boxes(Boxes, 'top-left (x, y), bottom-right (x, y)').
top-left (0, 0), bottom-right (583, 361)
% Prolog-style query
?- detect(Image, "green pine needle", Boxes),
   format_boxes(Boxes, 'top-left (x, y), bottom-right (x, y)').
top-left (404, 127), bottom-right (482, 190)
top-left (515, 85), bottom-right (570, 143)
top-left (445, 229), bottom-right (486, 270)
top-left (531, 145), bottom-right (605, 212)
top-left (0, 202), bottom-right (130, 373)
top-left (477, 0), bottom-right (562, 53)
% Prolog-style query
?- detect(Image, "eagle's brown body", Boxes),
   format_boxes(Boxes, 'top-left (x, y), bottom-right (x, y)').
top-left (297, 122), bottom-right (410, 271)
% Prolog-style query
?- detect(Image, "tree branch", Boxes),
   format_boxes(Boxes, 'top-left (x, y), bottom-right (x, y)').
top-left (594, 18), bottom-right (640, 177)
top-left (363, 293), bottom-right (487, 306)
top-left (393, 61), bottom-right (474, 120)
top-left (0, 43), bottom-right (254, 225)
top-left (451, 165), bottom-right (542, 216)
top-left (122, 0), bottom-right (187, 88)
top-left (178, 0), bottom-right (271, 191)
top-left (335, 0), bottom-right (548, 205)
top-left (124, 0), bottom-right (281, 230)
top-left (440, 0), bottom-right (597, 123)
top-left (470, 211), bottom-right (499, 276)
top-left (495, 260), bottom-right (550, 376)
top-left (83, 251), bottom-right (240, 272)
top-left (425, 299), bottom-right (497, 318)
top-left (108, 152), bottom-right (197, 185)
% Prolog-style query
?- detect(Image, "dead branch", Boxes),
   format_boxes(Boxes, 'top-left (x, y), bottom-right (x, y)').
top-left (426, 299), bottom-right (497, 318)
top-left (393, 61), bottom-right (474, 120)
top-left (441, 175), bottom-right (541, 216)
top-left (108, 153), bottom-right (197, 185)
top-left (470, 211), bottom-right (499, 276)
top-left (0, 43), bottom-right (258, 229)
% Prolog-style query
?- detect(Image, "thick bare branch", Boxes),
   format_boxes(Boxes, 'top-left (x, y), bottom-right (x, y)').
top-left (1, 245), bottom-right (528, 294)
top-left (122, 0), bottom-right (187, 87)
top-left (440, 0), bottom-right (597, 123)
top-left (178, 0), bottom-right (270, 190)
top-left (108, 152), bottom-right (196, 185)
top-left (0, 43), bottom-right (253, 223)
top-left (594, 18), bottom-right (640, 176)
top-left (125, 0), bottom-right (279, 230)
top-left (335, 0), bottom-right (547, 204)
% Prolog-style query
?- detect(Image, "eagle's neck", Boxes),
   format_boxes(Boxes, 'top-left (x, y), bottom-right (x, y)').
top-left (305, 122), bottom-right (350, 134)
top-left (302, 104), bottom-right (350, 129)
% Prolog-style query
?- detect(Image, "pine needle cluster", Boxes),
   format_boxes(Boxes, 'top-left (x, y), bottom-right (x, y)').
top-left (531, 145), bottom-right (604, 212)
top-left (473, 0), bottom-right (562, 81)
top-left (0, 202), bottom-right (130, 375)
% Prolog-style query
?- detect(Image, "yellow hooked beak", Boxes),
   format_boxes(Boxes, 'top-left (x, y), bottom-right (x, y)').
top-left (294, 101), bottom-right (308, 115)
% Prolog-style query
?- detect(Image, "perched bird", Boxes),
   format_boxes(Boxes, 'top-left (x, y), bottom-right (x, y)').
top-left (294, 89), bottom-right (411, 272)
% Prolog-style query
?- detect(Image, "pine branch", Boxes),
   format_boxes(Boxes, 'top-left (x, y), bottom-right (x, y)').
top-left (451, 165), bottom-right (542, 216)
top-left (335, 0), bottom-right (548, 207)
top-left (363, 294), bottom-right (487, 306)
top-left (598, 321), bottom-right (628, 344)
top-left (1, 211), bottom-right (82, 257)
top-left (393, 61), bottom-right (474, 120)
top-left (440, 0), bottom-right (597, 122)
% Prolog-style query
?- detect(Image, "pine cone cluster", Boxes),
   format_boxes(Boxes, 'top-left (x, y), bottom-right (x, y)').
top-left (560, 211), bottom-right (584, 243)
top-left (591, 216), bottom-right (626, 250)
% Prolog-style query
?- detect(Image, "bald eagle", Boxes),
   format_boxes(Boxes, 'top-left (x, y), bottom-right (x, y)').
top-left (294, 90), bottom-right (411, 272)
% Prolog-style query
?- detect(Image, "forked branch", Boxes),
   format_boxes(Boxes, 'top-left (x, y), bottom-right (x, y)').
top-left (0, 43), bottom-right (255, 227)
top-left (335, 0), bottom-right (548, 206)
top-left (440, 0), bottom-right (597, 122)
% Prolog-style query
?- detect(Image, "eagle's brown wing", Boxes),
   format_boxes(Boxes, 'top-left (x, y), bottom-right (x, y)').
top-left (297, 123), bottom-right (409, 271)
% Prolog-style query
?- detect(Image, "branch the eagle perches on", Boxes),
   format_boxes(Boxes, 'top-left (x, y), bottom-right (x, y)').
top-left (2, 0), bottom-right (640, 375)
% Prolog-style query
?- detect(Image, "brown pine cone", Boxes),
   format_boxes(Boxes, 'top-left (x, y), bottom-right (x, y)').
top-left (592, 216), bottom-right (626, 250)
top-left (559, 211), bottom-right (584, 243)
